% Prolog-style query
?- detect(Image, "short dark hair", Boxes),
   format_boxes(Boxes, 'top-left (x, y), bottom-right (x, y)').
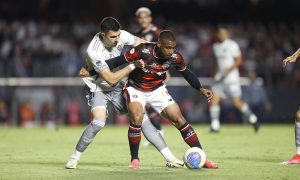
top-left (100, 17), bottom-right (121, 33)
top-left (159, 30), bottom-right (176, 42)
top-left (217, 24), bottom-right (229, 31)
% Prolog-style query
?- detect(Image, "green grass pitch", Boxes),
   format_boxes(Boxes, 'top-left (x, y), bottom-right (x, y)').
top-left (0, 124), bottom-right (299, 180)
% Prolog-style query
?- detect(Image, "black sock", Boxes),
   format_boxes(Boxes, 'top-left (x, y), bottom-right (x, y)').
top-left (128, 123), bottom-right (141, 161)
top-left (146, 105), bottom-right (162, 130)
top-left (178, 122), bottom-right (202, 149)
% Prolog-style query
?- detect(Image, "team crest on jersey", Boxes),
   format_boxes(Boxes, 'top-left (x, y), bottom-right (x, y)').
top-left (132, 94), bottom-right (138, 98)
top-left (117, 45), bottom-right (122, 51)
top-left (171, 54), bottom-right (177, 59)
top-left (142, 48), bottom-right (150, 54)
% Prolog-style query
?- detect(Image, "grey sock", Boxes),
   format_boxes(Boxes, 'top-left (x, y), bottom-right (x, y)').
top-left (241, 103), bottom-right (252, 118)
top-left (296, 122), bottom-right (300, 148)
top-left (76, 120), bottom-right (105, 152)
top-left (141, 114), bottom-right (167, 151)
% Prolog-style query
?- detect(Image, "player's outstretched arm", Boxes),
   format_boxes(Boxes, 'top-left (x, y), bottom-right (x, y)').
top-left (179, 68), bottom-right (213, 103)
top-left (78, 65), bottom-right (134, 85)
top-left (283, 48), bottom-right (300, 67)
top-left (105, 55), bottom-right (144, 70)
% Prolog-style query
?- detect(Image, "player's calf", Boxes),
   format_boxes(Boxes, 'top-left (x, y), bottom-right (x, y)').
top-left (296, 109), bottom-right (300, 122)
top-left (178, 122), bottom-right (202, 149)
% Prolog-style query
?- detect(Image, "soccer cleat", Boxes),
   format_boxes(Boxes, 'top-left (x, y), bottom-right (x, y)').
top-left (166, 159), bottom-right (185, 168)
top-left (210, 127), bottom-right (220, 133)
top-left (253, 121), bottom-right (260, 133)
top-left (249, 114), bottom-right (260, 132)
top-left (65, 158), bottom-right (79, 169)
top-left (282, 154), bottom-right (300, 165)
top-left (129, 159), bottom-right (140, 170)
top-left (203, 159), bottom-right (219, 169)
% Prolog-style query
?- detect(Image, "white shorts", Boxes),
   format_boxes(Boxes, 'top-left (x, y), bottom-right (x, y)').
top-left (212, 82), bottom-right (242, 99)
top-left (124, 85), bottom-right (175, 113)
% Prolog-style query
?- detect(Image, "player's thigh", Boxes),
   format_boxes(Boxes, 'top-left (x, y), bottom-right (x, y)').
top-left (212, 83), bottom-right (226, 101)
top-left (227, 83), bottom-right (242, 98)
top-left (111, 84), bottom-right (128, 115)
top-left (91, 91), bottom-right (109, 120)
top-left (146, 85), bottom-right (175, 114)
top-left (296, 107), bottom-right (300, 122)
top-left (124, 86), bottom-right (146, 122)
top-left (123, 86), bottom-right (146, 109)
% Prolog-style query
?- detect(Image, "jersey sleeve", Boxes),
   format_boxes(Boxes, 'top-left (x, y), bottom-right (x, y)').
top-left (87, 50), bottom-right (109, 73)
top-left (172, 52), bottom-right (187, 71)
top-left (120, 30), bottom-right (139, 46)
top-left (124, 44), bottom-right (143, 62)
top-left (231, 41), bottom-right (241, 58)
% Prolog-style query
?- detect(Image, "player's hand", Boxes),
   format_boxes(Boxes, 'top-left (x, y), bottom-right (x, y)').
top-left (200, 88), bottom-right (213, 103)
top-left (282, 55), bottom-right (297, 67)
top-left (79, 67), bottom-right (90, 77)
top-left (133, 60), bottom-right (145, 68)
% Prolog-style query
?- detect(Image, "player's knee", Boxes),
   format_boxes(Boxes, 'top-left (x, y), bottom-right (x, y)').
top-left (130, 111), bottom-right (144, 125)
top-left (296, 110), bottom-right (300, 122)
top-left (210, 94), bottom-right (220, 105)
top-left (91, 120), bottom-right (105, 132)
top-left (172, 115), bottom-right (186, 128)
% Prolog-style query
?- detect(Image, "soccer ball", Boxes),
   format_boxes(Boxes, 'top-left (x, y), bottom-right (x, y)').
top-left (183, 147), bottom-right (206, 169)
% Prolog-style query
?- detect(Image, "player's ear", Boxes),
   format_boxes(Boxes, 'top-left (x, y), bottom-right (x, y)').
top-left (157, 40), bottom-right (161, 48)
top-left (100, 32), bottom-right (106, 38)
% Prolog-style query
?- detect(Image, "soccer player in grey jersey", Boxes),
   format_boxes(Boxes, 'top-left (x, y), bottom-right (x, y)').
top-left (65, 17), bottom-right (183, 169)
top-left (282, 48), bottom-right (300, 165)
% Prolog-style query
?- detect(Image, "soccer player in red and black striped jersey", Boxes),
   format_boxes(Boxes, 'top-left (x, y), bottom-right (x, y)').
top-left (135, 7), bottom-right (165, 146)
top-left (108, 30), bottom-right (219, 169)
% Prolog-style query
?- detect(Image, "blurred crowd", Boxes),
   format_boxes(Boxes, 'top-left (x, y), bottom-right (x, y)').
top-left (0, 18), bottom-right (299, 126)
top-left (1, 19), bottom-right (299, 85)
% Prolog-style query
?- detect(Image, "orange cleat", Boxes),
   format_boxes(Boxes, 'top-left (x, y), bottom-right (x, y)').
top-left (282, 154), bottom-right (300, 165)
top-left (203, 159), bottom-right (219, 169)
top-left (129, 159), bottom-right (140, 170)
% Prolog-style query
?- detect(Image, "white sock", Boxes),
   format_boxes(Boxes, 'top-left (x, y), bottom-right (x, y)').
top-left (71, 150), bottom-right (82, 160)
top-left (210, 105), bottom-right (220, 130)
top-left (160, 147), bottom-right (176, 162)
top-left (211, 119), bottom-right (220, 131)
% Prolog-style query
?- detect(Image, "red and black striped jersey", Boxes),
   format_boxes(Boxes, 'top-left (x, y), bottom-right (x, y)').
top-left (124, 43), bottom-right (187, 91)
top-left (136, 24), bottom-right (161, 42)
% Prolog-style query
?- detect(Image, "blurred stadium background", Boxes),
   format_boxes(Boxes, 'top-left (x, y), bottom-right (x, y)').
top-left (0, 0), bottom-right (299, 127)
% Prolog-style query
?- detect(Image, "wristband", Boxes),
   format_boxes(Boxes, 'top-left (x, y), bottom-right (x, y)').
top-left (128, 64), bottom-right (136, 70)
